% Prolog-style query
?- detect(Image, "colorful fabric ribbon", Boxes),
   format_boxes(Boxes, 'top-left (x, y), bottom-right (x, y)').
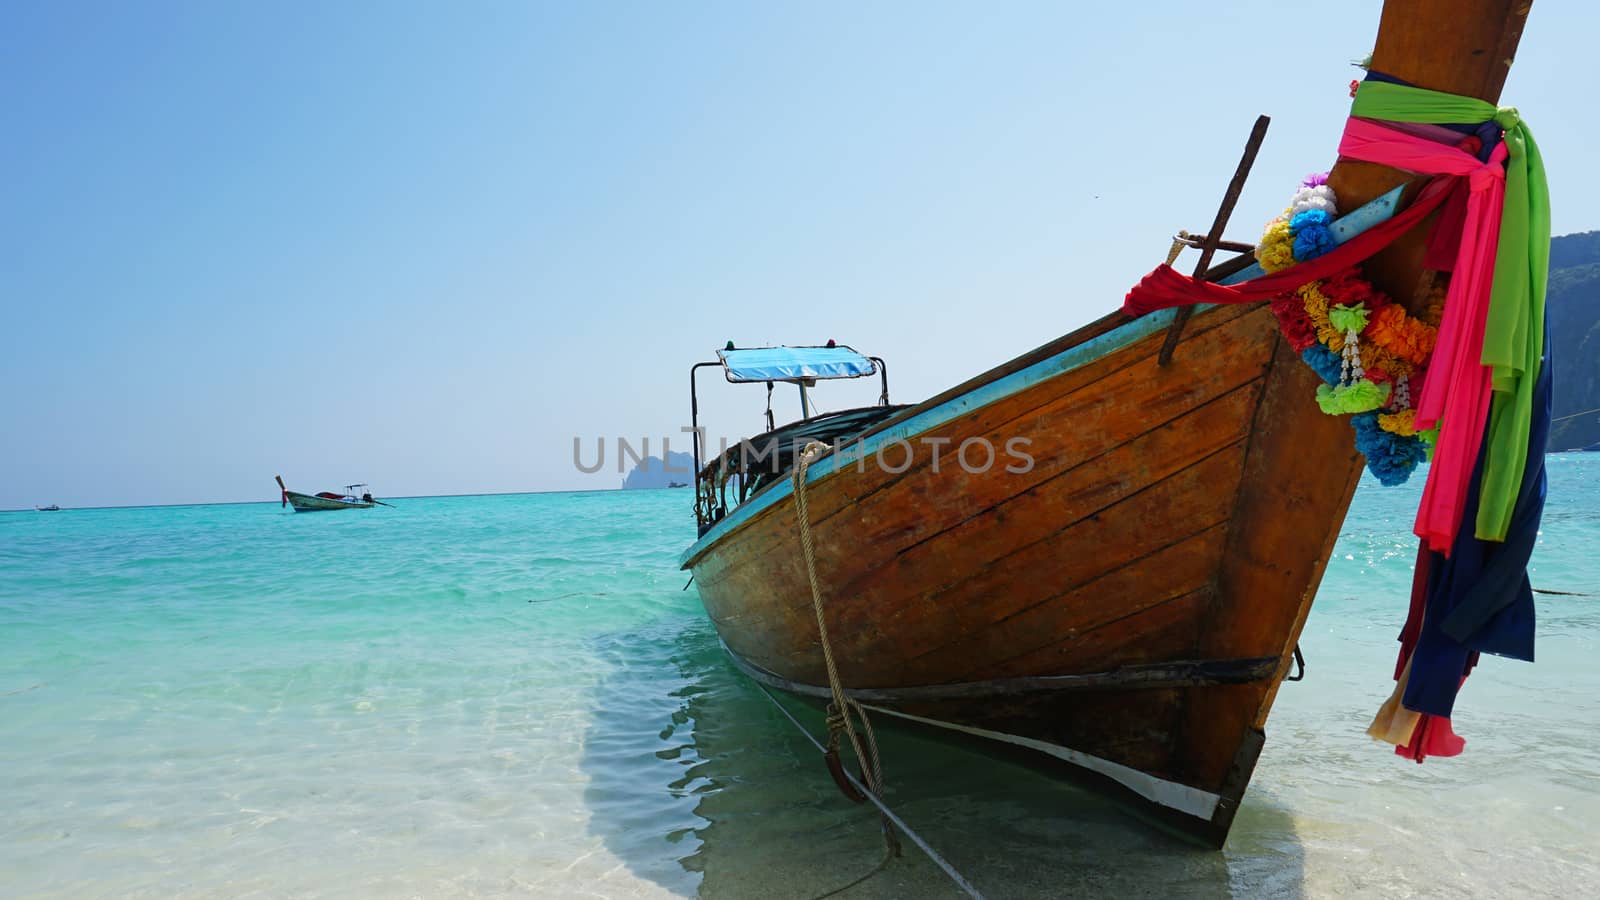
top-left (1350, 81), bottom-right (1551, 545)
top-left (1117, 75), bottom-right (1554, 763)
top-left (1335, 117), bottom-right (1506, 554)
top-left (1373, 333), bottom-right (1549, 758)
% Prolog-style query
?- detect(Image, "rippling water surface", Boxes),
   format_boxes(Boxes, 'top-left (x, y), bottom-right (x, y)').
top-left (2, 458), bottom-right (1597, 897)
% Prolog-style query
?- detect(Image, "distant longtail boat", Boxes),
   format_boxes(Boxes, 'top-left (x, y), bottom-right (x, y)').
top-left (275, 475), bottom-right (390, 512)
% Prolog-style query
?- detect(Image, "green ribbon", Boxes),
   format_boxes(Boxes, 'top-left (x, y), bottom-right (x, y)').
top-left (1351, 81), bottom-right (1550, 542)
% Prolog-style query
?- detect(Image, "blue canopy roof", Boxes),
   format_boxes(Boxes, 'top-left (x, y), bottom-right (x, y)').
top-left (717, 345), bottom-right (876, 383)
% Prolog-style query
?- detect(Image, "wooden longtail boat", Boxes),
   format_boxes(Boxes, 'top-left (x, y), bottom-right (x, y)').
top-left (679, 1), bottom-right (1532, 846)
top-left (274, 475), bottom-right (388, 512)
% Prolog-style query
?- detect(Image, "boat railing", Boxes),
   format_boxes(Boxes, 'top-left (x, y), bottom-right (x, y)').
top-left (693, 404), bottom-right (909, 535)
top-left (689, 342), bottom-right (895, 534)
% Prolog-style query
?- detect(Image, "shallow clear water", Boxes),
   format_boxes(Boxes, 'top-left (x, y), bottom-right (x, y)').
top-left (2, 458), bottom-right (1597, 897)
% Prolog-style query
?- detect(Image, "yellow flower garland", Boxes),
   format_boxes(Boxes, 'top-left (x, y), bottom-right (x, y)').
top-left (1378, 409), bottom-right (1418, 437)
top-left (1256, 218), bottom-right (1297, 273)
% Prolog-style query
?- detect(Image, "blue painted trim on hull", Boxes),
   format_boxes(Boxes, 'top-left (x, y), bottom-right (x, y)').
top-left (1212, 185), bottom-right (1404, 286)
top-left (679, 185), bottom-right (1408, 569)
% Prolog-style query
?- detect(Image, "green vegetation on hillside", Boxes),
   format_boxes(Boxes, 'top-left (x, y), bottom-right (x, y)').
top-left (1548, 232), bottom-right (1600, 450)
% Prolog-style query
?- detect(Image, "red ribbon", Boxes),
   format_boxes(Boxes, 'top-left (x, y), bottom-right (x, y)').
top-left (1120, 175), bottom-right (1457, 316)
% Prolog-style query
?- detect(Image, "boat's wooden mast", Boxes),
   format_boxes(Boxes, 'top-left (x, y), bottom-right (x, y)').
top-left (1328, 0), bottom-right (1532, 316)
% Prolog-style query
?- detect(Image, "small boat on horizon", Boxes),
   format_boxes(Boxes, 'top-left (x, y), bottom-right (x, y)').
top-left (35, 504), bottom-right (60, 512)
top-left (274, 475), bottom-right (391, 512)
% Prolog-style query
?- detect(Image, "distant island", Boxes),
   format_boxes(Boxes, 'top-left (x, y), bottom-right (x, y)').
top-left (1549, 230), bottom-right (1600, 451)
top-left (621, 451), bottom-right (696, 490)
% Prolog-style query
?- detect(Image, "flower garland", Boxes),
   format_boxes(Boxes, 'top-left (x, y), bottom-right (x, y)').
top-left (1256, 173), bottom-right (1443, 486)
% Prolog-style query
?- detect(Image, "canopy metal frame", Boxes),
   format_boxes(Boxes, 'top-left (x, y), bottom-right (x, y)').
top-left (688, 349), bottom-right (889, 481)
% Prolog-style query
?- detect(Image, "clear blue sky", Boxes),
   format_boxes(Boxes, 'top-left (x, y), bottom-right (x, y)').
top-left (4, 1), bottom-right (1594, 508)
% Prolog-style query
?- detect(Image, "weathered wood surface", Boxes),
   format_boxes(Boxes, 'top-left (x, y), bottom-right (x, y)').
top-left (685, 0), bottom-right (1535, 844)
top-left (696, 305), bottom-right (1275, 685)
top-left (693, 302), bottom-right (1280, 813)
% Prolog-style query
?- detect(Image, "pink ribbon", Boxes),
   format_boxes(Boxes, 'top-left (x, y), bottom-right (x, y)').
top-left (1337, 118), bottom-right (1508, 553)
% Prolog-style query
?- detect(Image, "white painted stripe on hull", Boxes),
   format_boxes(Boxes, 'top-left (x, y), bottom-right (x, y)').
top-left (865, 704), bottom-right (1222, 821)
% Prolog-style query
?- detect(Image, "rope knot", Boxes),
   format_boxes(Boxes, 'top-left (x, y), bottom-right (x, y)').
top-left (825, 705), bottom-right (848, 736)
top-left (798, 440), bottom-right (828, 467)
top-left (1494, 106), bottom-right (1520, 129)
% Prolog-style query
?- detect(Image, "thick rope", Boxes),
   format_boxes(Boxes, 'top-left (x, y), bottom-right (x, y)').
top-left (1164, 229), bottom-right (1192, 266)
top-left (791, 441), bottom-right (903, 878)
top-left (1551, 405), bottom-right (1600, 423)
top-left (755, 683), bottom-right (985, 900)
top-left (792, 442), bottom-right (889, 804)
top-left (784, 440), bottom-right (985, 898)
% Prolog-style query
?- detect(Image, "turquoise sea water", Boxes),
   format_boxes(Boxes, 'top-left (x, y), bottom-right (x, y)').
top-left (2, 458), bottom-right (1597, 898)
